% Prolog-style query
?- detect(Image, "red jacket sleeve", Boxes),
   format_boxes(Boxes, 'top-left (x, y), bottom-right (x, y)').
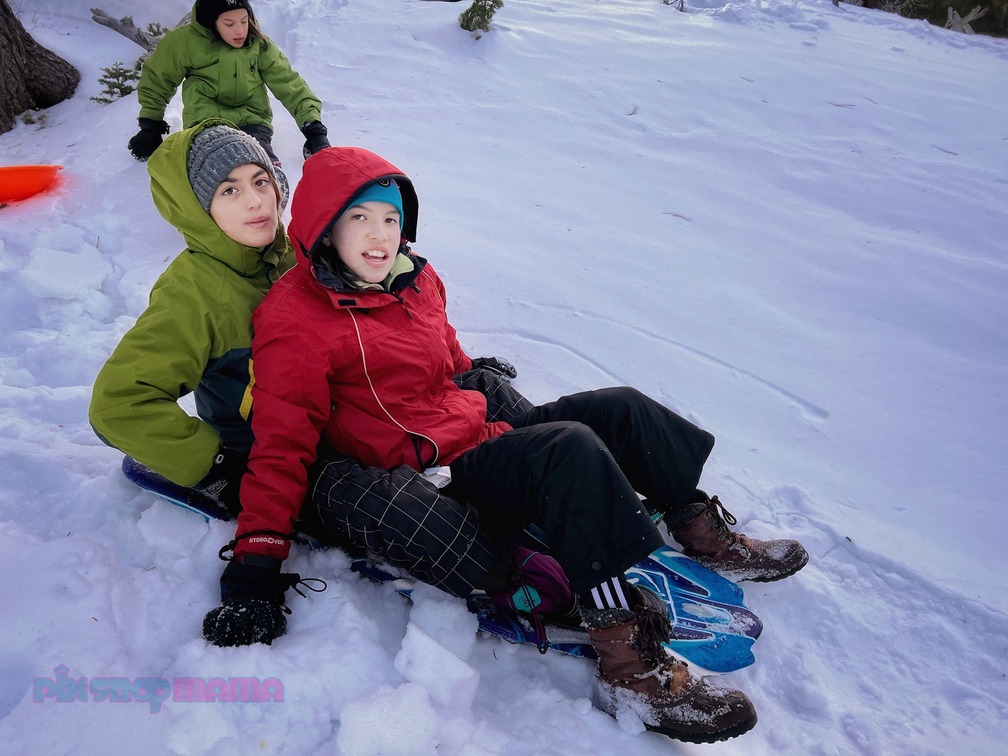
top-left (233, 301), bottom-right (332, 561)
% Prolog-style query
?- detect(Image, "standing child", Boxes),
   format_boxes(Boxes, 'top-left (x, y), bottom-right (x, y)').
top-left (216, 145), bottom-right (811, 743)
top-left (127, 0), bottom-right (330, 165)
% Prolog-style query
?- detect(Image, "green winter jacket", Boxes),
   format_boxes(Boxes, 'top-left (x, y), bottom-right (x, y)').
top-left (88, 120), bottom-right (294, 486)
top-left (137, 4), bottom-right (322, 131)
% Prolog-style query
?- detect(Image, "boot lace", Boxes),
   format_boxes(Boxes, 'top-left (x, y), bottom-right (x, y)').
top-left (633, 593), bottom-right (673, 668)
top-left (706, 495), bottom-right (739, 544)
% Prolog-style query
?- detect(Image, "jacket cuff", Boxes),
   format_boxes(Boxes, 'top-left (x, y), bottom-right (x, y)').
top-left (233, 533), bottom-right (291, 561)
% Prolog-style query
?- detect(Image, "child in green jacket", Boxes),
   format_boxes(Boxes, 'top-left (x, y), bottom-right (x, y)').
top-left (93, 121), bottom-right (292, 504)
top-left (128, 0), bottom-right (330, 165)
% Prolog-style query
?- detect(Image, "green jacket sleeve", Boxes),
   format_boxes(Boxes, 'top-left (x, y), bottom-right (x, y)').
top-left (136, 30), bottom-right (188, 123)
top-left (89, 264), bottom-right (221, 487)
top-left (259, 40), bottom-right (323, 128)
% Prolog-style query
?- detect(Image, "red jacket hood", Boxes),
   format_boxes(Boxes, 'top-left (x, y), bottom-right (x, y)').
top-left (288, 146), bottom-right (419, 266)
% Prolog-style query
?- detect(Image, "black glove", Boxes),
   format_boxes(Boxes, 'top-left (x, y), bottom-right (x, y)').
top-left (202, 556), bottom-right (295, 647)
top-left (301, 121), bottom-right (330, 159)
top-left (127, 118), bottom-right (169, 161)
top-left (470, 356), bottom-right (518, 380)
top-left (193, 448), bottom-right (247, 517)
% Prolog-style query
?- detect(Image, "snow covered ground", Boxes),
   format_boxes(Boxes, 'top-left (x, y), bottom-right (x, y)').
top-left (2, 0), bottom-right (1007, 753)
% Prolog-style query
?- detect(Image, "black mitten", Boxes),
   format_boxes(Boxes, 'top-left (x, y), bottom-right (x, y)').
top-left (301, 121), bottom-right (330, 159)
top-left (193, 448), bottom-right (248, 517)
top-left (127, 118), bottom-right (169, 161)
top-left (470, 356), bottom-right (518, 380)
top-left (202, 556), bottom-right (296, 647)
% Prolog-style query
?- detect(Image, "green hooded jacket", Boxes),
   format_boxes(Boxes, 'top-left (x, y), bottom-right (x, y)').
top-left (88, 120), bottom-right (294, 486)
top-left (137, 4), bottom-right (322, 131)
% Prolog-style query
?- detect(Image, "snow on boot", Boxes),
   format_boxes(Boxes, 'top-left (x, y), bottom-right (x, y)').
top-left (670, 491), bottom-right (808, 582)
top-left (584, 586), bottom-right (757, 743)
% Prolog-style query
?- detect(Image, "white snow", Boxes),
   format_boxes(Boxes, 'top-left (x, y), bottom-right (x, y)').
top-left (2, 0), bottom-right (1007, 753)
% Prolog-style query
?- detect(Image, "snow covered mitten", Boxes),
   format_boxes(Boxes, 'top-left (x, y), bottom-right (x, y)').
top-left (202, 597), bottom-right (287, 647)
top-left (202, 556), bottom-right (306, 647)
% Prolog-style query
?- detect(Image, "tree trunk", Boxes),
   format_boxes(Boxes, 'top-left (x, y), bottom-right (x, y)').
top-left (0, 0), bottom-right (80, 134)
top-left (90, 8), bottom-right (160, 52)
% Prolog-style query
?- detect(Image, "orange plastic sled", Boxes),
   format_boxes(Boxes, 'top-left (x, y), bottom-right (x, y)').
top-left (0, 165), bottom-right (63, 202)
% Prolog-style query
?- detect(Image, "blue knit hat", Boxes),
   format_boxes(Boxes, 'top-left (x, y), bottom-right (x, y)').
top-left (347, 179), bottom-right (403, 224)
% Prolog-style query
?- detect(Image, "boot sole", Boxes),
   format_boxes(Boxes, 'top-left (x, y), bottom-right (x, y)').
top-left (697, 549), bottom-right (809, 584)
top-left (742, 549), bottom-right (809, 583)
top-left (645, 710), bottom-right (758, 743)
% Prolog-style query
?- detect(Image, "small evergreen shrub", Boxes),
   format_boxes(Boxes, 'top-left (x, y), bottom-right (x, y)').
top-left (91, 60), bottom-right (142, 104)
top-left (459, 0), bottom-right (504, 38)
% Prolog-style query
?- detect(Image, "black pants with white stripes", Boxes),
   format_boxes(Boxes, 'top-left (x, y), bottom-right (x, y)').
top-left (448, 387), bottom-right (714, 595)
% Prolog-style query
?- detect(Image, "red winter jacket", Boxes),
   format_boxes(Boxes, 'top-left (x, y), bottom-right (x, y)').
top-left (234, 147), bottom-right (511, 560)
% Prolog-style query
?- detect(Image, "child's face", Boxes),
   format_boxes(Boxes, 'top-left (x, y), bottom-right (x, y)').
top-left (208, 163), bottom-right (278, 249)
top-left (215, 9), bottom-right (250, 48)
top-left (330, 201), bottom-right (401, 284)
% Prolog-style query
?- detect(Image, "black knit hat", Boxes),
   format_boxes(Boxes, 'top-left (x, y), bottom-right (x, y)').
top-left (187, 125), bottom-right (278, 212)
top-left (195, 0), bottom-right (253, 36)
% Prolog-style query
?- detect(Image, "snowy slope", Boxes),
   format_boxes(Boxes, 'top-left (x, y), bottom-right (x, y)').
top-left (1, 0), bottom-right (1007, 753)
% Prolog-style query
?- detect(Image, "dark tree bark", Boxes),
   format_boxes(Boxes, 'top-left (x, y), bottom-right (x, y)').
top-left (0, 0), bottom-right (80, 134)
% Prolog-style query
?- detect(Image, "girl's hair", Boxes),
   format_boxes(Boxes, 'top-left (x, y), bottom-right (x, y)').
top-left (244, 10), bottom-right (267, 49)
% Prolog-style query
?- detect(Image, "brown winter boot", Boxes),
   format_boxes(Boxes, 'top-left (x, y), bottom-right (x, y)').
top-left (670, 491), bottom-right (808, 582)
top-left (584, 586), bottom-right (757, 743)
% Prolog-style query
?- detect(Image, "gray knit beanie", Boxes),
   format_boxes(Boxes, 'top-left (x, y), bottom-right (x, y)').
top-left (187, 125), bottom-right (277, 212)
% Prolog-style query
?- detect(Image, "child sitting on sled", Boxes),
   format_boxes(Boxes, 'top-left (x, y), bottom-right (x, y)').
top-left (216, 144), bottom-right (810, 743)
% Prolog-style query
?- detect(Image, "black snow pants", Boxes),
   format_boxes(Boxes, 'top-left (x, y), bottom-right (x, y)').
top-left (447, 387), bottom-right (715, 594)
